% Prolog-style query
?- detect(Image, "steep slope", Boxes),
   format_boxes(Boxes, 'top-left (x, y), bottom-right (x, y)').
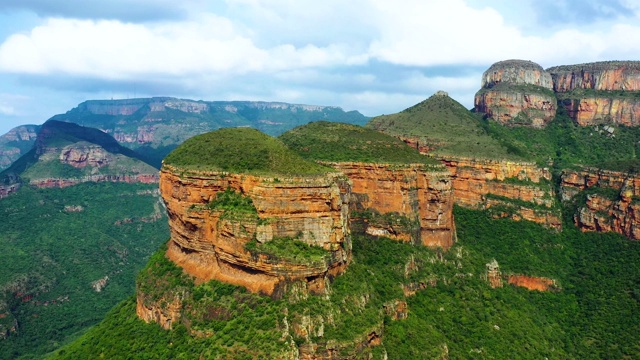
top-left (0, 125), bottom-right (39, 172)
top-left (280, 121), bottom-right (456, 248)
top-left (549, 61), bottom-right (640, 126)
top-left (368, 92), bottom-right (561, 229)
top-left (50, 97), bottom-right (369, 167)
top-left (474, 60), bottom-right (557, 128)
top-left (0, 120), bottom-right (158, 197)
top-left (368, 91), bottom-right (518, 160)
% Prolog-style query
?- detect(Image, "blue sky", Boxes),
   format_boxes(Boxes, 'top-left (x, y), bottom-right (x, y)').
top-left (0, 0), bottom-right (639, 134)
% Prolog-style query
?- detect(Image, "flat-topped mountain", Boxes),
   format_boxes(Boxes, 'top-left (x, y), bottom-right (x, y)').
top-left (47, 97), bottom-right (369, 167)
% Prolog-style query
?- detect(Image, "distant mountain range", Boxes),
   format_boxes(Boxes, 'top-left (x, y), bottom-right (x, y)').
top-left (0, 98), bottom-right (369, 171)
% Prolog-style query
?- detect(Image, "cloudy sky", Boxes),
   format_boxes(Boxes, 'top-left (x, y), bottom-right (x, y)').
top-left (0, 0), bottom-right (639, 134)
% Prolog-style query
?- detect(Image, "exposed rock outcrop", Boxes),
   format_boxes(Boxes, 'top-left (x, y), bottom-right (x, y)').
top-left (325, 162), bottom-right (455, 249)
top-left (442, 157), bottom-right (561, 230)
top-left (475, 60), bottom-right (557, 128)
top-left (507, 275), bottom-right (557, 292)
top-left (548, 61), bottom-right (640, 93)
top-left (549, 61), bottom-right (640, 126)
top-left (561, 168), bottom-right (640, 239)
top-left (158, 165), bottom-right (351, 297)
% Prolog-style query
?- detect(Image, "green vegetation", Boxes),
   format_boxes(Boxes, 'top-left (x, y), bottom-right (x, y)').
top-left (163, 127), bottom-right (332, 175)
top-left (479, 106), bottom-right (640, 170)
top-left (477, 82), bottom-right (556, 98)
top-left (556, 88), bottom-right (640, 100)
top-left (279, 121), bottom-right (439, 165)
top-left (367, 93), bottom-right (522, 160)
top-left (0, 183), bottom-right (168, 359)
top-left (0, 120), bottom-right (158, 186)
top-left (53, 205), bottom-right (640, 359)
top-left (245, 237), bottom-right (329, 265)
top-left (207, 188), bottom-right (259, 221)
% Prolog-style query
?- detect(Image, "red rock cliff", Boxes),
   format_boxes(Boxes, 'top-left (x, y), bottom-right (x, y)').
top-left (157, 165), bottom-right (351, 297)
top-left (442, 157), bottom-right (561, 230)
top-left (475, 60), bottom-right (556, 128)
top-left (561, 168), bottom-right (640, 239)
top-left (548, 61), bottom-right (640, 92)
top-left (549, 61), bottom-right (640, 126)
top-left (324, 162), bottom-right (455, 249)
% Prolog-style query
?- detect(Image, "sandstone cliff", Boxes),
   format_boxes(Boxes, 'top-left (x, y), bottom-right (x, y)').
top-left (474, 60), bottom-right (557, 128)
top-left (548, 61), bottom-right (640, 92)
top-left (442, 157), bottom-right (561, 229)
top-left (561, 167), bottom-right (640, 239)
top-left (548, 61), bottom-right (640, 126)
top-left (157, 165), bottom-right (351, 297)
top-left (325, 162), bottom-right (455, 249)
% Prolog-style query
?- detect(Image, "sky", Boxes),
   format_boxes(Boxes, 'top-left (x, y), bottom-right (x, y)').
top-left (0, 0), bottom-right (639, 135)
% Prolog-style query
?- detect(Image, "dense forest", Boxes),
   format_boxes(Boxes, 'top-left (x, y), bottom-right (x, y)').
top-left (0, 183), bottom-right (168, 359)
top-left (50, 206), bottom-right (640, 359)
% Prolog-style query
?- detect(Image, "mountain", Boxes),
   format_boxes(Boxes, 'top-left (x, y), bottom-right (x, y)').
top-left (0, 121), bottom-right (169, 358)
top-left (0, 125), bottom-right (39, 172)
top-left (0, 120), bottom-right (158, 198)
top-left (47, 97), bottom-right (369, 167)
top-left (7, 60), bottom-right (640, 358)
top-left (51, 124), bottom-right (640, 359)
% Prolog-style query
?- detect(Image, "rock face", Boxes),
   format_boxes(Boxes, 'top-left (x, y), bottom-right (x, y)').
top-left (0, 125), bottom-right (39, 171)
top-left (442, 157), bottom-right (561, 230)
top-left (561, 168), bottom-right (640, 240)
top-left (157, 165), bottom-right (351, 297)
top-left (548, 61), bottom-right (640, 93)
top-left (325, 162), bottom-right (455, 249)
top-left (549, 61), bottom-right (640, 126)
top-left (475, 60), bottom-right (557, 128)
top-left (507, 275), bottom-right (557, 292)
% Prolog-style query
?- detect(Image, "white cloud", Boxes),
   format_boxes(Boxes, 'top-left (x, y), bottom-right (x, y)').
top-left (0, 93), bottom-right (30, 115)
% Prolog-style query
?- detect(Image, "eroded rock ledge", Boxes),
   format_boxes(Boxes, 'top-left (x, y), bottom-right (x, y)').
top-left (561, 167), bottom-right (640, 240)
top-left (325, 162), bottom-right (455, 249)
top-left (158, 165), bottom-right (351, 297)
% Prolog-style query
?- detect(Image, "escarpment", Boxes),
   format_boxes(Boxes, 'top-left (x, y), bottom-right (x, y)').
top-left (475, 60), bottom-right (556, 128)
top-left (561, 167), bottom-right (640, 239)
top-left (140, 128), bottom-right (351, 302)
top-left (280, 121), bottom-right (456, 249)
top-left (549, 61), bottom-right (640, 126)
top-left (442, 157), bottom-right (561, 230)
top-left (326, 162), bottom-right (455, 249)
top-left (158, 166), bottom-right (351, 297)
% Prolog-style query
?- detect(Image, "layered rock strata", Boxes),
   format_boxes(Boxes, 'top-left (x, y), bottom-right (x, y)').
top-left (561, 168), bottom-right (640, 239)
top-left (325, 162), bottom-right (455, 249)
top-left (157, 165), bottom-right (351, 297)
top-left (475, 60), bottom-right (557, 128)
top-left (549, 61), bottom-right (640, 126)
top-left (442, 157), bottom-right (561, 230)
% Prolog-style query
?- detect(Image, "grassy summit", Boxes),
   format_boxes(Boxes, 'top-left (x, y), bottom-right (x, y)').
top-left (367, 93), bottom-right (520, 160)
top-left (162, 127), bottom-right (331, 175)
top-left (279, 121), bottom-right (438, 164)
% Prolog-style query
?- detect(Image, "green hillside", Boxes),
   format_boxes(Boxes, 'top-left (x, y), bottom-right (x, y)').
top-left (368, 93), bottom-right (640, 171)
top-left (0, 183), bottom-right (169, 359)
top-left (367, 93), bottom-right (519, 160)
top-left (50, 206), bottom-right (640, 359)
top-left (163, 127), bottom-right (331, 175)
top-left (0, 120), bottom-right (157, 185)
top-left (279, 121), bottom-right (439, 165)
